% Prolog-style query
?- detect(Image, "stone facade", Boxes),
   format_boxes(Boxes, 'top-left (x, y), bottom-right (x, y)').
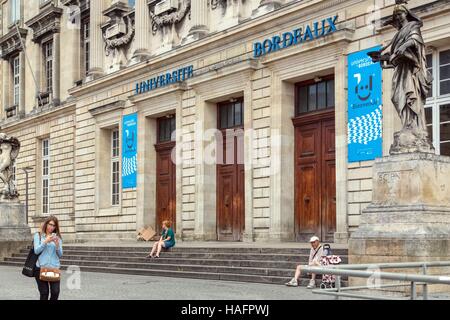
top-left (0, 0), bottom-right (449, 243)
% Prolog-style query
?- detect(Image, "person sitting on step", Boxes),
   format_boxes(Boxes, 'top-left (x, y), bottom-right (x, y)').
top-left (285, 236), bottom-right (323, 288)
top-left (146, 220), bottom-right (175, 258)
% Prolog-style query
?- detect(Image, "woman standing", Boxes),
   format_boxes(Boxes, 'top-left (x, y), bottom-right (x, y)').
top-left (33, 216), bottom-right (63, 300)
top-left (146, 220), bottom-right (175, 258)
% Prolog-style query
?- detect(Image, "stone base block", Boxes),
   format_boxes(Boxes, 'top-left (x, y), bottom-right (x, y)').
top-left (0, 240), bottom-right (30, 260)
top-left (349, 153), bottom-right (450, 296)
top-left (0, 202), bottom-right (31, 242)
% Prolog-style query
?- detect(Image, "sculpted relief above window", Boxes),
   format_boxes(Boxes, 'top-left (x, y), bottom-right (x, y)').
top-left (149, 0), bottom-right (191, 35)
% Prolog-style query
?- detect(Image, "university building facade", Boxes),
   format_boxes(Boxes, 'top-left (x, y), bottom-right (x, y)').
top-left (0, 0), bottom-right (449, 243)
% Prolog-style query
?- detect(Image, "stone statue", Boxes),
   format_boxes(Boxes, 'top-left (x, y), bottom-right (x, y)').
top-left (0, 133), bottom-right (20, 201)
top-left (368, 1), bottom-right (434, 154)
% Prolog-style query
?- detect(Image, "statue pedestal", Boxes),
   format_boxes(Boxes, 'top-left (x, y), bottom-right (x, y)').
top-left (0, 202), bottom-right (31, 260)
top-left (349, 153), bottom-right (450, 295)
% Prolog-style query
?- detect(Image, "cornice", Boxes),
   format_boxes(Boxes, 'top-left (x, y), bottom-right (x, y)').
top-left (25, 5), bottom-right (63, 43)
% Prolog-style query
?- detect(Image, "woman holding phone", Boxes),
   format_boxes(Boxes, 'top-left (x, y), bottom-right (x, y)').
top-left (33, 216), bottom-right (63, 300)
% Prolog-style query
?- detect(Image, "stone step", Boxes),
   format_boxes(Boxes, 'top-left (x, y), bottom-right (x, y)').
top-left (18, 249), bottom-right (347, 262)
top-left (12, 252), bottom-right (349, 266)
top-left (0, 261), bottom-right (345, 287)
top-left (57, 246), bottom-right (348, 255)
top-left (4, 257), bottom-right (296, 277)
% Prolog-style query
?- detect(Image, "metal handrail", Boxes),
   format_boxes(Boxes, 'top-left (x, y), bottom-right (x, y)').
top-left (301, 261), bottom-right (450, 300)
top-left (314, 261), bottom-right (450, 270)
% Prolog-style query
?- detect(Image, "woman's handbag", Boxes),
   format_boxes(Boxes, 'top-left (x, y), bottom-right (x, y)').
top-left (22, 234), bottom-right (41, 277)
top-left (39, 267), bottom-right (61, 282)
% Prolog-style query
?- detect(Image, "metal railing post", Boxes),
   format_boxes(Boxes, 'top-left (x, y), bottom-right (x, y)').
top-left (422, 264), bottom-right (428, 300)
top-left (410, 281), bottom-right (417, 300)
top-left (335, 276), bottom-right (341, 300)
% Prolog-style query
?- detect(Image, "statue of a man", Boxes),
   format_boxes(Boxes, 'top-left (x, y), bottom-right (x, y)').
top-left (368, 2), bottom-right (433, 154)
top-left (0, 133), bottom-right (20, 201)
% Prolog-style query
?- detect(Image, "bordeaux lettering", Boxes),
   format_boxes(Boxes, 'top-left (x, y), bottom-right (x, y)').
top-left (303, 25), bottom-right (313, 42)
top-left (293, 27), bottom-right (303, 44)
top-left (271, 35), bottom-right (282, 51)
top-left (282, 32), bottom-right (294, 48)
top-left (252, 15), bottom-right (338, 57)
top-left (254, 42), bottom-right (263, 57)
top-left (263, 39), bottom-right (272, 55)
top-left (327, 15), bottom-right (338, 33)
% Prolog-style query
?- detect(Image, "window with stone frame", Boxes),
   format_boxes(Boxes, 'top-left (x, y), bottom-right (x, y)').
top-left (425, 47), bottom-right (450, 156)
top-left (42, 138), bottom-right (50, 215)
top-left (43, 40), bottom-right (53, 94)
top-left (81, 17), bottom-right (90, 76)
top-left (12, 55), bottom-right (20, 106)
top-left (111, 129), bottom-right (120, 206)
top-left (158, 116), bottom-right (176, 142)
top-left (295, 76), bottom-right (335, 116)
top-left (9, 0), bottom-right (20, 25)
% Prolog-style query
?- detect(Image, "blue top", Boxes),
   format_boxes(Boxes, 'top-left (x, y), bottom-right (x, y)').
top-left (33, 232), bottom-right (63, 269)
top-left (162, 228), bottom-right (175, 247)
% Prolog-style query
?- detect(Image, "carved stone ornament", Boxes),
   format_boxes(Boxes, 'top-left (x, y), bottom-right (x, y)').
top-left (0, 133), bottom-right (21, 201)
top-left (25, 4), bottom-right (63, 43)
top-left (150, 0), bottom-right (191, 35)
top-left (103, 15), bottom-right (135, 57)
top-left (210, 0), bottom-right (226, 10)
top-left (0, 27), bottom-right (28, 61)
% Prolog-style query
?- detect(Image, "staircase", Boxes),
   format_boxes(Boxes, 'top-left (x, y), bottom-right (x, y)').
top-left (0, 245), bottom-right (348, 286)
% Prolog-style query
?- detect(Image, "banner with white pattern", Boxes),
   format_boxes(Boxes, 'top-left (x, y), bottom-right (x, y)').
top-left (122, 113), bottom-right (138, 189)
top-left (348, 46), bottom-right (383, 162)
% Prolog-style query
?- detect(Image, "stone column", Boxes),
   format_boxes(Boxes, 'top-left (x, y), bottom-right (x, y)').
top-left (132, 0), bottom-right (151, 61)
top-left (52, 32), bottom-right (61, 106)
top-left (87, 0), bottom-right (108, 80)
top-left (187, 0), bottom-right (208, 41)
top-left (334, 50), bottom-right (349, 244)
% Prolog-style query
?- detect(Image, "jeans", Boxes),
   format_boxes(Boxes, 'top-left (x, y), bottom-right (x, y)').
top-left (34, 268), bottom-right (60, 300)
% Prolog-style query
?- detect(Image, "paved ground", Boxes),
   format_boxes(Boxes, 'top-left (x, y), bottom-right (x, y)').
top-left (0, 266), bottom-right (333, 300)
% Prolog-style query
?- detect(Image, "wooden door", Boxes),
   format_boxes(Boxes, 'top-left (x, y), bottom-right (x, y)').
top-left (155, 116), bottom-right (176, 234)
top-left (217, 100), bottom-right (245, 241)
top-left (294, 111), bottom-right (336, 242)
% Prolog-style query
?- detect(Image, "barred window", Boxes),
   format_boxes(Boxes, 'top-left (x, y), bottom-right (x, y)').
top-left (158, 116), bottom-right (176, 143)
top-left (218, 99), bottom-right (244, 129)
top-left (425, 48), bottom-right (450, 156)
top-left (296, 77), bottom-right (335, 116)
top-left (42, 139), bottom-right (50, 215)
top-left (111, 129), bottom-right (120, 206)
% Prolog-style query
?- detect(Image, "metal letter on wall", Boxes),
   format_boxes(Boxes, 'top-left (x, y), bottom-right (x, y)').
top-left (348, 46), bottom-right (383, 162)
top-left (122, 113), bottom-right (138, 189)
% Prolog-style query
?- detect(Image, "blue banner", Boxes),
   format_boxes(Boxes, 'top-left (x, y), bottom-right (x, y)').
top-left (348, 46), bottom-right (383, 162)
top-left (122, 113), bottom-right (138, 189)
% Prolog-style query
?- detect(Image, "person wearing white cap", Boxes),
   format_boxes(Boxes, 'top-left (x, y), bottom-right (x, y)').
top-left (285, 236), bottom-right (323, 288)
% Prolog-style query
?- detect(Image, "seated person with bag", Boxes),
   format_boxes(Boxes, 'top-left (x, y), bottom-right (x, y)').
top-left (285, 236), bottom-right (323, 289)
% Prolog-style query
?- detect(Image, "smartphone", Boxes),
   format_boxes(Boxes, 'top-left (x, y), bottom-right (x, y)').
top-left (51, 233), bottom-right (57, 239)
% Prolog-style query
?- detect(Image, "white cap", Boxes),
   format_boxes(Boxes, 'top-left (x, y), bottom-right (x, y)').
top-left (309, 236), bottom-right (320, 243)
